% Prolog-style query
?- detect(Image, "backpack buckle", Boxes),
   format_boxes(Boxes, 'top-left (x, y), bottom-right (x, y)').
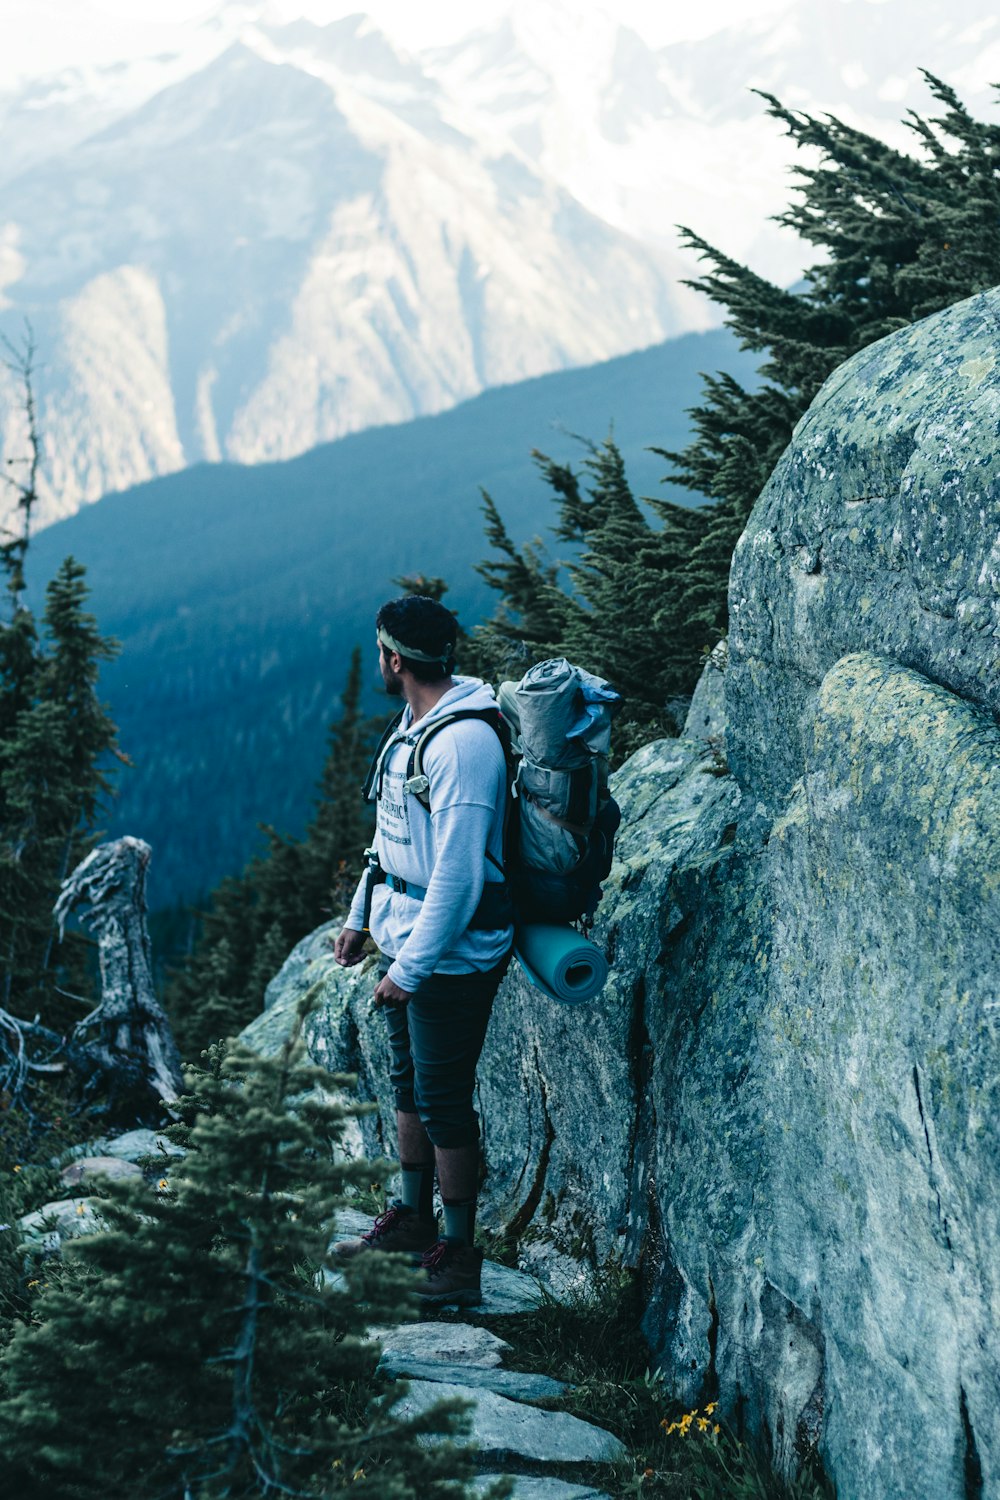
top-left (405, 774), bottom-right (430, 797)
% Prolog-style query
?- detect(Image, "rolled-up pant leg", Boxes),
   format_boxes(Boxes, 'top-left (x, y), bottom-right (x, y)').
top-left (381, 957), bottom-right (509, 1148)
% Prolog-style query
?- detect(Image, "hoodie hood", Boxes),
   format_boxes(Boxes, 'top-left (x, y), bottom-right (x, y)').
top-left (399, 676), bottom-right (498, 738)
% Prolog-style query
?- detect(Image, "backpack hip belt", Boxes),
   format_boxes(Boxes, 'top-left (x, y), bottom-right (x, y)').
top-left (361, 848), bottom-right (513, 934)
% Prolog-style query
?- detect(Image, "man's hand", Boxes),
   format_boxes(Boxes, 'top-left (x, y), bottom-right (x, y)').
top-left (333, 927), bottom-right (366, 967)
top-left (373, 973), bottom-right (412, 1009)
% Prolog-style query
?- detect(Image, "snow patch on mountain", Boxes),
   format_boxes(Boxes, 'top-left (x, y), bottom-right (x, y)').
top-left (0, 267), bottom-right (185, 526)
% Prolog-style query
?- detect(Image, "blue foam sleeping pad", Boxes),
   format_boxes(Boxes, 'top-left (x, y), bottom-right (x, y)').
top-left (513, 923), bottom-right (609, 1004)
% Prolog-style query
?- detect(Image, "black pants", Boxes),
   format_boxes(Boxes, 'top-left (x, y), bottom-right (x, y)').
top-left (380, 954), bottom-right (510, 1148)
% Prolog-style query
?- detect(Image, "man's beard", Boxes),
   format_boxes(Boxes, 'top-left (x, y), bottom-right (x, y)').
top-left (381, 660), bottom-right (403, 696)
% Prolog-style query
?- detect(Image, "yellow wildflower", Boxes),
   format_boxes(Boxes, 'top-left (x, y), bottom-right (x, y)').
top-left (157, 1178), bottom-right (169, 1191)
top-left (679, 1413), bottom-right (693, 1434)
top-left (13, 1165), bottom-right (20, 1173)
top-left (705, 1402), bottom-right (718, 1415)
top-left (714, 1424), bottom-right (721, 1436)
top-left (76, 1203), bottom-right (85, 1215)
top-left (352, 1469), bottom-right (365, 1481)
top-left (332, 1460), bottom-right (342, 1469)
top-left (697, 1417), bottom-right (710, 1431)
top-left (27, 1279), bottom-right (40, 1288)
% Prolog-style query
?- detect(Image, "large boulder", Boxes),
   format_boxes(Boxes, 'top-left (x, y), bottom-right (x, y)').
top-left (727, 287), bottom-right (1000, 816)
top-left (639, 651), bottom-right (1000, 1500)
top-left (248, 289), bottom-right (1000, 1500)
top-left (703, 288), bottom-right (1000, 1498)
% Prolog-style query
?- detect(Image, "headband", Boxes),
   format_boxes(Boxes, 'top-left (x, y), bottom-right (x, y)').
top-left (377, 624), bottom-right (454, 665)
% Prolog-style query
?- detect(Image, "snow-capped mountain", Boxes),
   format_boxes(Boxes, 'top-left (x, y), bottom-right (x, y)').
top-left (0, 18), bottom-right (702, 525)
top-left (1, 0), bottom-right (998, 526)
top-left (421, 0), bottom-right (1000, 281)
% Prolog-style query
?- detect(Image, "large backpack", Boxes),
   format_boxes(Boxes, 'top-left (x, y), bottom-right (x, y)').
top-left (361, 659), bottom-right (621, 927)
top-left (497, 659), bottom-right (621, 924)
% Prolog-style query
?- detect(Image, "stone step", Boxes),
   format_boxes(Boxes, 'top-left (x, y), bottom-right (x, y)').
top-left (389, 1380), bottom-right (626, 1466)
top-left (19, 1197), bottom-right (104, 1254)
top-left (60, 1156), bottom-right (143, 1188)
top-left (99, 1129), bottom-right (185, 1164)
top-left (473, 1480), bottom-right (612, 1500)
top-left (324, 1256), bottom-right (547, 1316)
top-left (380, 1354), bottom-right (567, 1403)
top-left (368, 1320), bottom-right (511, 1367)
top-left (480, 1259), bottom-right (549, 1316)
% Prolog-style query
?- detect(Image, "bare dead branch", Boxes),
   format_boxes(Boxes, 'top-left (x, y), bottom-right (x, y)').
top-left (0, 319), bottom-right (43, 607)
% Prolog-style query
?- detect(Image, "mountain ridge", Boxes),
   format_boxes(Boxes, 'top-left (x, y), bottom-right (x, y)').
top-left (6, 0), bottom-right (999, 529)
top-left (0, 17), bottom-right (698, 526)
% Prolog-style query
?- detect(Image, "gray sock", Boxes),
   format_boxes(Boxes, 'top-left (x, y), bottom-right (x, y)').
top-left (442, 1197), bottom-right (476, 1246)
top-left (399, 1162), bottom-right (435, 1220)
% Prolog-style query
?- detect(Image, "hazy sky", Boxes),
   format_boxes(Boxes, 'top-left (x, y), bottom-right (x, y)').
top-left (0, 0), bottom-right (792, 86)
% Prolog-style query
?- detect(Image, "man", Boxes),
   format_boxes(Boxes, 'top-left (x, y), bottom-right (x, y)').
top-left (332, 594), bottom-right (513, 1307)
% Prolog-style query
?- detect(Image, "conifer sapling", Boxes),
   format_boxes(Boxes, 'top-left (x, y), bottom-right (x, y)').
top-left (0, 995), bottom-right (487, 1499)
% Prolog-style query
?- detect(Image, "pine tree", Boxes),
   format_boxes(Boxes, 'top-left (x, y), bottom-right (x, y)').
top-left (658, 73), bottom-right (1000, 647)
top-left (0, 561), bottom-right (120, 1032)
top-left (473, 74), bottom-right (1000, 747)
top-left (298, 646), bottom-right (373, 916)
top-left (0, 337), bottom-right (120, 1042)
top-left (38, 557), bottom-right (120, 829)
top-left (0, 998), bottom-right (487, 1499)
top-left (165, 650), bottom-right (378, 1059)
top-left (0, 326), bottom-right (47, 1017)
top-left (464, 489), bottom-right (575, 683)
top-left (470, 442), bottom-right (709, 758)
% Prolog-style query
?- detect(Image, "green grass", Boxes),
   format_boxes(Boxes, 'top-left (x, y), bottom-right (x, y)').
top-left (464, 1265), bottom-right (835, 1500)
top-left (0, 1104), bottom-right (834, 1500)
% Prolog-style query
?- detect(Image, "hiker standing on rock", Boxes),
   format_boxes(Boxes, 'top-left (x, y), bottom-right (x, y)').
top-left (332, 594), bottom-right (514, 1307)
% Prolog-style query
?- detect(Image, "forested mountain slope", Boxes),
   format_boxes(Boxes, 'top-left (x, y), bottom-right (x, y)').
top-left (29, 324), bottom-right (755, 905)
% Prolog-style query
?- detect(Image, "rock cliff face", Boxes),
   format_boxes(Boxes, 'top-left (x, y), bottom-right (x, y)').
top-left (248, 288), bottom-right (1000, 1500)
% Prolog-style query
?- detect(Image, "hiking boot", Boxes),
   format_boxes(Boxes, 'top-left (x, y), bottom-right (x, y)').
top-left (332, 1201), bottom-right (439, 1262)
top-left (416, 1238), bottom-right (483, 1307)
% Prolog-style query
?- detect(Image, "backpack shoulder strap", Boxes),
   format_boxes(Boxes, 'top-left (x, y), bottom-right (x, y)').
top-left (405, 708), bottom-right (512, 811)
top-left (361, 708), bottom-right (406, 803)
top-left (407, 707), bottom-right (517, 882)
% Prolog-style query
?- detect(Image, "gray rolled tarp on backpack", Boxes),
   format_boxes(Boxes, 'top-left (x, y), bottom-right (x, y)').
top-left (503, 658), bottom-right (590, 767)
top-left (501, 657), bottom-right (618, 765)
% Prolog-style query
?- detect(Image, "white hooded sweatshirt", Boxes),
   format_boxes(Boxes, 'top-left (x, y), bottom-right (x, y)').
top-left (346, 676), bottom-right (513, 992)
